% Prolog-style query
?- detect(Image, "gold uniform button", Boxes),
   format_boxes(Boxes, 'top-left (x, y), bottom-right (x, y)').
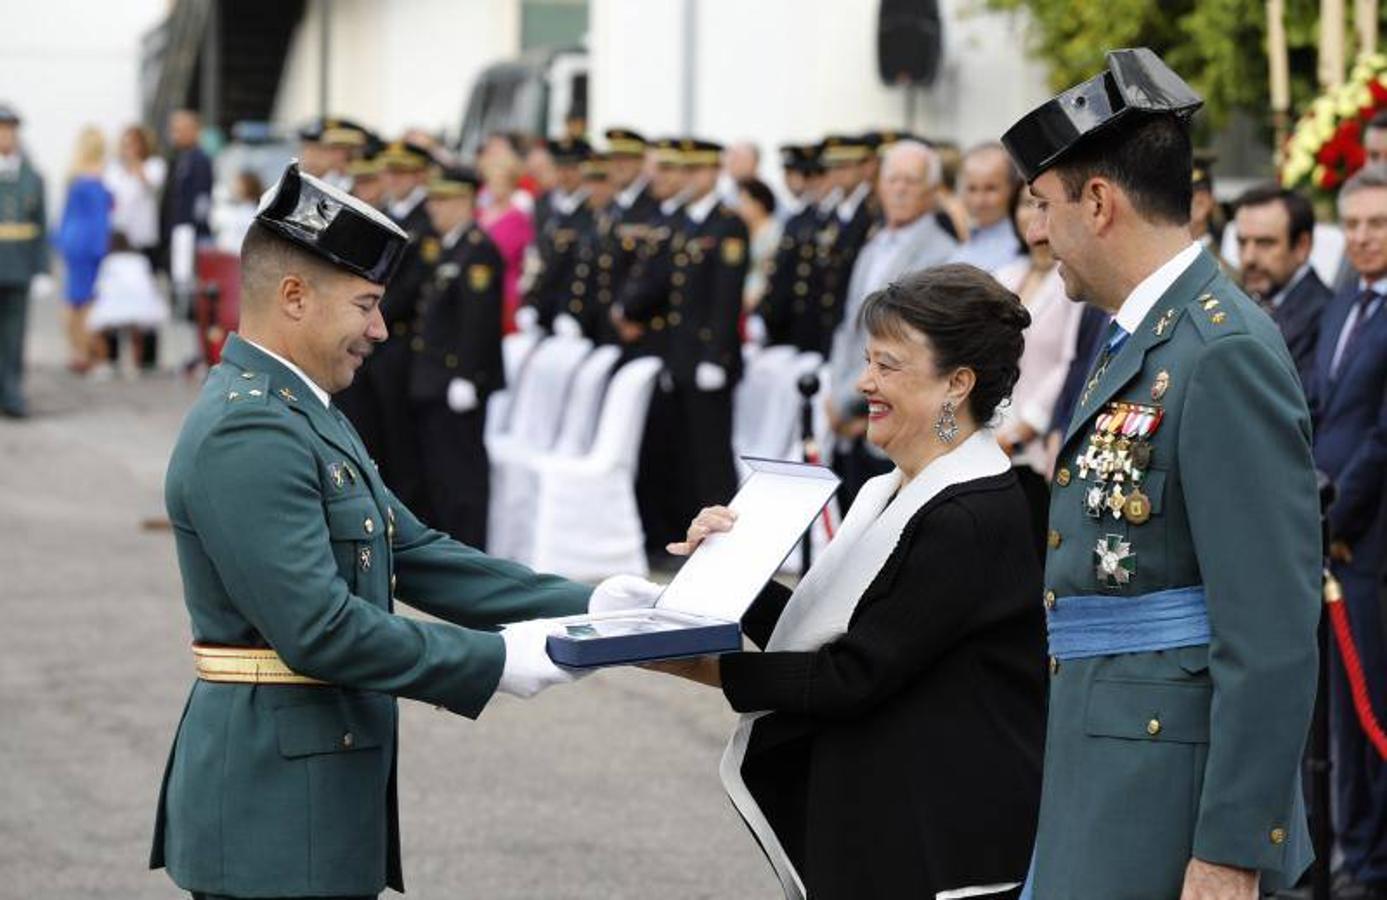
top-left (651, 317), bottom-right (665, 331)
top-left (569, 299), bottom-right (583, 313)
top-left (674, 253), bottom-right (689, 266)
top-left (445, 354), bottom-right (458, 369)
top-left (1047, 530), bottom-right (1062, 550)
top-left (1146, 718), bottom-right (1162, 736)
top-left (342, 732), bottom-right (354, 749)
top-left (672, 272), bottom-right (686, 286)
top-left (1056, 467), bottom-right (1071, 487)
top-left (669, 311), bottom-right (682, 326)
top-left (410, 337), bottom-right (424, 352)
top-left (364, 517), bottom-right (375, 535)
top-left (1044, 590), bottom-right (1056, 610)
top-left (1270, 827), bottom-right (1287, 845)
top-left (1049, 656), bottom-right (1060, 675)
top-left (575, 263), bottom-right (590, 277)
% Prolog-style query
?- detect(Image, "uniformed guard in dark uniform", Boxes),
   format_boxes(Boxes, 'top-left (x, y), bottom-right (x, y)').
top-left (759, 142), bottom-right (826, 348)
top-left (664, 138), bottom-right (749, 528)
top-left (407, 166), bottom-right (503, 548)
top-left (808, 134), bottom-right (876, 355)
top-left (0, 102), bottom-right (45, 419)
top-left (564, 152), bottom-right (624, 343)
top-left (340, 140), bottom-right (437, 518)
top-left (524, 137), bottom-right (593, 331)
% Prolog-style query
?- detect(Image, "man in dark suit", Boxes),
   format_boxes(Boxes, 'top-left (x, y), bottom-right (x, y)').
top-left (1233, 184), bottom-right (1331, 389)
top-left (1310, 165), bottom-right (1387, 900)
top-left (408, 166), bottom-right (503, 548)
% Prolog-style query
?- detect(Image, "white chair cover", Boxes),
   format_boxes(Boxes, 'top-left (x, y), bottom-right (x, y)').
top-left (528, 357), bottom-right (665, 580)
top-left (492, 345), bottom-right (622, 564)
top-left (487, 335), bottom-right (593, 559)
top-left (485, 331), bottom-right (545, 442)
top-left (733, 345), bottom-right (799, 457)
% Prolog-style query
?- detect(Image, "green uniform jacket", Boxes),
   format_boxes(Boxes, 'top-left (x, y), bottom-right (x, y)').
top-left (0, 157), bottom-right (47, 285)
top-left (1031, 250), bottom-right (1321, 897)
top-left (150, 334), bottom-right (591, 897)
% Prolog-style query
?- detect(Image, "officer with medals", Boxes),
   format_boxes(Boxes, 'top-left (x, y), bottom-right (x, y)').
top-left (757, 143), bottom-right (827, 349)
top-left (607, 127), bottom-right (659, 223)
top-left (1003, 49), bottom-right (1320, 899)
top-left (521, 137), bottom-right (593, 332)
top-left (342, 140), bottom-right (437, 517)
top-left (0, 102), bottom-right (46, 419)
top-left (151, 162), bottom-right (661, 900)
top-left (663, 139), bottom-right (750, 526)
top-left (563, 151), bottom-right (623, 344)
top-left (810, 134), bottom-right (876, 355)
top-left (407, 165), bottom-right (503, 548)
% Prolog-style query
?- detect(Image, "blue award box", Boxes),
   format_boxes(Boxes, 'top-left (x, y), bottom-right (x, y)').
top-left (545, 457), bottom-right (840, 668)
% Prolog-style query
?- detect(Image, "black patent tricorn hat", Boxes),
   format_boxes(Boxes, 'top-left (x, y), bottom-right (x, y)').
top-left (255, 162), bottom-right (409, 285)
top-left (1002, 48), bottom-right (1203, 183)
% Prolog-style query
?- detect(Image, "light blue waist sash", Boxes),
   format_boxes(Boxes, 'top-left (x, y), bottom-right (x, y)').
top-left (1046, 586), bottom-right (1209, 660)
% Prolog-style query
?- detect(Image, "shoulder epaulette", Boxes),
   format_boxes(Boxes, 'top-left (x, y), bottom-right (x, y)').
top-left (1188, 290), bottom-right (1248, 342)
top-left (224, 371), bottom-right (272, 406)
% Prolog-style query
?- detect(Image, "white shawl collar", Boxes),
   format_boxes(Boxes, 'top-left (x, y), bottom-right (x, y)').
top-left (721, 428), bottom-right (1010, 899)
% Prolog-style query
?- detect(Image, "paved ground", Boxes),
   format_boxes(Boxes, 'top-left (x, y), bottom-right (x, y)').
top-left (0, 292), bottom-right (777, 898)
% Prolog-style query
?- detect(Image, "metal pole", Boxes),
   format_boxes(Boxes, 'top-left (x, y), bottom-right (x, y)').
top-left (679, 0), bottom-right (696, 133)
top-left (318, 0), bottom-right (331, 117)
top-left (798, 372), bottom-right (821, 573)
top-left (200, 0), bottom-right (220, 131)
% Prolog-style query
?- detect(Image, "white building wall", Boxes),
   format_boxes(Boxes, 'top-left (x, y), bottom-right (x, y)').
top-left (590, 0), bottom-right (1050, 180)
top-left (274, 0), bottom-right (523, 139)
top-left (0, 0), bottom-right (167, 219)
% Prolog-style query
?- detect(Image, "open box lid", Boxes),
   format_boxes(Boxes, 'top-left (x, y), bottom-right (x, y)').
top-left (656, 457), bottom-right (839, 624)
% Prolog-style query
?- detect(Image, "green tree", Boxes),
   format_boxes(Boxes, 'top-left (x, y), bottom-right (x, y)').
top-left (978, 0), bottom-right (1337, 125)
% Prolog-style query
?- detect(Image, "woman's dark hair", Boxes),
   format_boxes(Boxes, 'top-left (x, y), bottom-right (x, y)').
top-left (737, 177), bottom-right (777, 216)
top-left (859, 264), bottom-right (1031, 423)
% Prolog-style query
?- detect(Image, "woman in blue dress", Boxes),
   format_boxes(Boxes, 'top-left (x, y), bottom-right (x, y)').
top-left (55, 126), bottom-right (111, 372)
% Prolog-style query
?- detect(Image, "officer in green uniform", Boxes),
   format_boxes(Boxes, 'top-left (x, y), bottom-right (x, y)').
top-left (151, 163), bottom-right (660, 900)
top-left (0, 103), bottom-right (47, 418)
top-left (1003, 49), bottom-right (1321, 899)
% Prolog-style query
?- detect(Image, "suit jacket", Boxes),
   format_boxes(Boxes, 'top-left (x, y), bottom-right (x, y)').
top-left (408, 223), bottom-right (505, 403)
top-left (1309, 284), bottom-right (1387, 569)
top-left (160, 146), bottom-right (213, 240)
top-left (0, 157), bottom-right (47, 285)
top-left (1035, 250), bottom-right (1320, 897)
top-left (827, 214), bottom-right (957, 419)
top-left (151, 335), bottom-right (590, 897)
top-left (665, 202), bottom-right (749, 386)
top-left (1272, 268), bottom-right (1332, 390)
top-left (721, 472), bottom-right (1045, 899)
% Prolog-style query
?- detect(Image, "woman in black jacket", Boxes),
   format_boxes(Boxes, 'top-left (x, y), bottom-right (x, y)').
top-left (654, 265), bottom-right (1046, 900)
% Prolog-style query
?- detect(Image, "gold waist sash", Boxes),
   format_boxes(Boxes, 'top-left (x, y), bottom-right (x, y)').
top-left (192, 643), bottom-right (327, 685)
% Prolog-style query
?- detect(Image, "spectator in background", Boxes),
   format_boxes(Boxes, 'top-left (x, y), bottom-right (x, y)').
top-left (1366, 110), bottom-right (1387, 168)
top-left (1233, 183), bottom-right (1331, 387)
top-left (734, 177), bottom-right (779, 317)
top-left (930, 139), bottom-right (969, 242)
top-left (1309, 165), bottom-right (1387, 900)
top-left (211, 170), bottom-right (263, 254)
top-left (104, 124), bottom-right (165, 371)
top-left (478, 138), bottom-right (535, 334)
top-left (0, 102), bottom-right (47, 419)
top-left (825, 140), bottom-right (957, 509)
top-left (1188, 151), bottom-right (1225, 265)
top-left (949, 141), bottom-right (1024, 273)
top-left (159, 109), bottom-right (212, 278)
top-left (523, 139), bottom-right (557, 204)
top-left (86, 231), bottom-right (167, 377)
top-left (993, 186), bottom-right (1084, 551)
top-left (55, 125), bottom-right (111, 374)
top-left (719, 140), bottom-right (759, 205)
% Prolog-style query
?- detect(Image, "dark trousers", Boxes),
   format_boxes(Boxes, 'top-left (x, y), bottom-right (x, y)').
top-left (367, 343), bottom-right (430, 522)
top-left (1329, 564), bottom-right (1387, 884)
top-left (669, 381), bottom-right (738, 529)
top-left (636, 378), bottom-right (685, 552)
top-left (415, 402), bottom-right (489, 549)
top-left (0, 284), bottom-right (28, 414)
top-left (831, 435), bottom-right (893, 513)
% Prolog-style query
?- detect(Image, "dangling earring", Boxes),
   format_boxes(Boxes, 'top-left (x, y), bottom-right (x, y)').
top-left (935, 399), bottom-right (959, 444)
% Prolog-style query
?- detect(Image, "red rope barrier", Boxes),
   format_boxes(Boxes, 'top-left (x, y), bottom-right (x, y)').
top-left (1325, 571), bottom-right (1387, 760)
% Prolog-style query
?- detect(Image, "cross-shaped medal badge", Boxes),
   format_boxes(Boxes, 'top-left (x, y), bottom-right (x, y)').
top-left (1094, 534), bottom-right (1136, 588)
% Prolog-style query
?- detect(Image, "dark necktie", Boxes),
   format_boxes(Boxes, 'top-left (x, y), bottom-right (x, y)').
top-left (1332, 289), bottom-right (1380, 379)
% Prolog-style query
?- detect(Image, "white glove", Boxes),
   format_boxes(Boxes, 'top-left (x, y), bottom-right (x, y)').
top-left (745, 314), bottom-right (767, 346)
top-left (29, 273), bottom-right (55, 301)
top-left (446, 377), bottom-right (478, 413)
top-left (695, 362), bottom-right (728, 392)
top-left (588, 574), bottom-right (664, 614)
top-left (553, 312), bottom-right (583, 338)
top-left (515, 305), bottom-right (541, 334)
top-left (496, 619), bottom-right (574, 698)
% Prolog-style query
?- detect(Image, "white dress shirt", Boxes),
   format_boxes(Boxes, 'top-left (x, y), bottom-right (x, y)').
top-left (1114, 242), bottom-right (1204, 336)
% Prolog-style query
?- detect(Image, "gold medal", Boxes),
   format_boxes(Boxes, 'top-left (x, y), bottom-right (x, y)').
top-left (1123, 488), bottom-right (1152, 525)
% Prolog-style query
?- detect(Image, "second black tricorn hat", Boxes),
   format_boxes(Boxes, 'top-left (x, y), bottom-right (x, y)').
top-left (1001, 48), bottom-right (1203, 183)
top-left (256, 162), bottom-right (409, 285)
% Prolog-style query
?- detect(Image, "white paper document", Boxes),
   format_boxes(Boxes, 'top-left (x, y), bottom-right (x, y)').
top-left (656, 458), bottom-right (840, 624)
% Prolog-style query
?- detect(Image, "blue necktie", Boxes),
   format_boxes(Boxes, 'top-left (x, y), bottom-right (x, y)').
top-left (1105, 320), bottom-right (1130, 357)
